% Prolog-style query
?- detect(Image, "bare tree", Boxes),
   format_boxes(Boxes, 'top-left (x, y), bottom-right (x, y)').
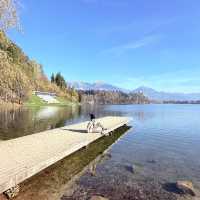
top-left (0, 0), bottom-right (20, 30)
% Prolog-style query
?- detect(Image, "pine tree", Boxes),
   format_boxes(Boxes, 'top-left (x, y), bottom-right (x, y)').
top-left (54, 72), bottom-right (67, 89)
top-left (51, 73), bottom-right (55, 83)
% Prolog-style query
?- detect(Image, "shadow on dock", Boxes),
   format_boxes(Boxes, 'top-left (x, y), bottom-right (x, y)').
top-left (62, 129), bottom-right (88, 133)
top-left (13, 125), bottom-right (131, 200)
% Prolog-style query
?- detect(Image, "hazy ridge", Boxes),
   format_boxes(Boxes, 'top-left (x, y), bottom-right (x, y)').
top-left (70, 81), bottom-right (200, 101)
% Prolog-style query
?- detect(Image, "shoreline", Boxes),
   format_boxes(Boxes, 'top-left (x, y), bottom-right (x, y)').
top-left (1, 100), bottom-right (200, 109)
top-left (0, 100), bottom-right (79, 109)
top-left (0, 101), bottom-right (21, 109)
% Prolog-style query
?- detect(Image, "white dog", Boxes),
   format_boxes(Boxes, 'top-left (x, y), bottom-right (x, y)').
top-left (87, 119), bottom-right (105, 134)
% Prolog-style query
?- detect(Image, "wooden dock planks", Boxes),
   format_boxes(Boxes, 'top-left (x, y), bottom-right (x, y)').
top-left (0, 116), bottom-right (130, 194)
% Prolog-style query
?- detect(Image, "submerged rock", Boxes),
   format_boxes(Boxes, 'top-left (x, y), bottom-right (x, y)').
top-left (0, 194), bottom-right (7, 200)
top-left (103, 153), bottom-right (112, 160)
top-left (88, 152), bottom-right (112, 177)
top-left (124, 165), bottom-right (135, 174)
top-left (90, 195), bottom-right (109, 200)
top-left (176, 180), bottom-right (196, 196)
top-left (147, 159), bottom-right (156, 164)
top-left (124, 163), bottom-right (143, 174)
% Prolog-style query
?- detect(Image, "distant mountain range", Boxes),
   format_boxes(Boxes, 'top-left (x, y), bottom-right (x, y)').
top-left (68, 81), bottom-right (129, 93)
top-left (133, 86), bottom-right (200, 101)
top-left (69, 81), bottom-right (200, 101)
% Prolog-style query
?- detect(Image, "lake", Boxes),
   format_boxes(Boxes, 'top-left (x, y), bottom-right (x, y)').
top-left (0, 104), bottom-right (200, 199)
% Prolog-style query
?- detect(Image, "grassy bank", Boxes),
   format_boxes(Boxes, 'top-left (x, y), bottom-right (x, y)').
top-left (24, 95), bottom-right (78, 107)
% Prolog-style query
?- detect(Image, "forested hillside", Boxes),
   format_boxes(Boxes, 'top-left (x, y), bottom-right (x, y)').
top-left (0, 31), bottom-right (79, 105)
top-left (79, 90), bottom-right (150, 105)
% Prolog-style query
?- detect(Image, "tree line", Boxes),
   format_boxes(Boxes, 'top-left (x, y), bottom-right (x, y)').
top-left (78, 90), bottom-right (150, 105)
top-left (51, 72), bottom-right (67, 89)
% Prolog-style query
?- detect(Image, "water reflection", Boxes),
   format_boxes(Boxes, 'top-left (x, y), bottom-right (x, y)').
top-left (36, 107), bottom-right (60, 120)
top-left (105, 104), bottom-right (156, 122)
top-left (0, 105), bottom-right (124, 140)
top-left (0, 106), bottom-right (82, 140)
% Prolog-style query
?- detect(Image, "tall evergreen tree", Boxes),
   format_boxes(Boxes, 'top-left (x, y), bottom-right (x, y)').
top-left (51, 73), bottom-right (55, 83)
top-left (54, 72), bottom-right (67, 89)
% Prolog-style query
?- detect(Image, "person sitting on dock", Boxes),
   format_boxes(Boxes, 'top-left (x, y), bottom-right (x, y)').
top-left (87, 114), bottom-right (106, 134)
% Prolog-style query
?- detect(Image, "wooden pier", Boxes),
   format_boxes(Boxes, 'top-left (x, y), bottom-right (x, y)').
top-left (0, 116), bottom-right (130, 194)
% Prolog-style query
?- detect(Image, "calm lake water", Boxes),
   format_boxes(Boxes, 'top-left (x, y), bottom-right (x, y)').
top-left (0, 104), bottom-right (200, 199)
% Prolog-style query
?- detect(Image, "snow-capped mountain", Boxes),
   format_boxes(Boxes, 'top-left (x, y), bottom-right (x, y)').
top-left (69, 82), bottom-right (200, 101)
top-left (68, 81), bottom-right (128, 92)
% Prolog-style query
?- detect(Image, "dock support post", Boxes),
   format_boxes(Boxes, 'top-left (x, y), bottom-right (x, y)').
top-left (3, 185), bottom-right (20, 199)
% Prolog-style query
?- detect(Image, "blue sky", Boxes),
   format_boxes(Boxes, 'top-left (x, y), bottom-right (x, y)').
top-left (8, 0), bottom-right (200, 93)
